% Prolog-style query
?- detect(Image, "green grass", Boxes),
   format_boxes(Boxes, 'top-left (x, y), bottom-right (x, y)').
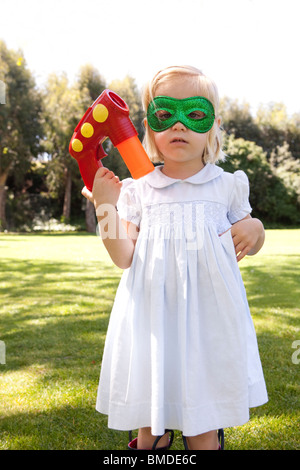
top-left (0, 230), bottom-right (299, 450)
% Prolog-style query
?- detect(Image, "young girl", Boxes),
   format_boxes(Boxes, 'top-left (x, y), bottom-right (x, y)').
top-left (82, 65), bottom-right (268, 450)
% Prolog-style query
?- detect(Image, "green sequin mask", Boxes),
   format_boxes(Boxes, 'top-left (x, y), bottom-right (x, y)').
top-left (147, 96), bottom-right (215, 133)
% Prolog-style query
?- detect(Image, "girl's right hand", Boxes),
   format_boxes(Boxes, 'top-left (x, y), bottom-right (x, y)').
top-left (81, 167), bottom-right (122, 209)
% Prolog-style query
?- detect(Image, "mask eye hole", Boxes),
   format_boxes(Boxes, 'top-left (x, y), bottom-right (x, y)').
top-left (154, 110), bottom-right (172, 121)
top-left (188, 110), bottom-right (206, 120)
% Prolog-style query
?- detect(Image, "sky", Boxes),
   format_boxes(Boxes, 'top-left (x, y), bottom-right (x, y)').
top-left (1, 0), bottom-right (299, 116)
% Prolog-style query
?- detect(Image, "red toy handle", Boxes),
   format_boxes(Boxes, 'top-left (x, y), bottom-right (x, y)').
top-left (69, 89), bottom-right (154, 191)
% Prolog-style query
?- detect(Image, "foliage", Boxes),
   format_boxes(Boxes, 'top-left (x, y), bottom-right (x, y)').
top-left (220, 134), bottom-right (300, 225)
top-left (77, 63), bottom-right (106, 102)
top-left (41, 73), bottom-right (88, 220)
top-left (1, 41), bottom-right (300, 230)
top-left (270, 141), bottom-right (300, 205)
top-left (220, 97), bottom-right (261, 143)
top-left (0, 40), bottom-right (44, 229)
top-left (0, 41), bottom-right (43, 177)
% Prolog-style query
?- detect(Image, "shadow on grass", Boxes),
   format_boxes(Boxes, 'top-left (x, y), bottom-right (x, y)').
top-left (242, 254), bottom-right (300, 310)
top-left (1, 257), bottom-right (121, 372)
top-left (1, 257), bottom-right (120, 302)
top-left (0, 405), bottom-right (126, 450)
top-left (240, 255), bottom-right (300, 426)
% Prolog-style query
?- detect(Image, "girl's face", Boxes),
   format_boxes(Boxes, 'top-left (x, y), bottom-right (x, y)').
top-left (151, 77), bottom-right (210, 175)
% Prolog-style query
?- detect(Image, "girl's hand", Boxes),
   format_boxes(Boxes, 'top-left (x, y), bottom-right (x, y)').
top-left (81, 167), bottom-right (122, 209)
top-left (82, 167), bottom-right (135, 270)
top-left (230, 215), bottom-right (265, 262)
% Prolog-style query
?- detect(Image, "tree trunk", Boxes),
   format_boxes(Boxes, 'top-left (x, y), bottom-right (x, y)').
top-left (62, 167), bottom-right (72, 221)
top-left (85, 199), bottom-right (96, 233)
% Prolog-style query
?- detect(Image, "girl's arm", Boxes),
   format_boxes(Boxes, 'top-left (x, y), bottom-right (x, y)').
top-left (81, 167), bottom-right (138, 269)
top-left (230, 214), bottom-right (265, 262)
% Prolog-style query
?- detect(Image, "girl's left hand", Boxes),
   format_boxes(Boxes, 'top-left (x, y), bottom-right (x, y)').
top-left (221, 215), bottom-right (265, 262)
top-left (231, 216), bottom-right (265, 261)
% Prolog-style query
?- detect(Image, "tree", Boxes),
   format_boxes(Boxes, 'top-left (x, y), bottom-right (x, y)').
top-left (77, 63), bottom-right (106, 101)
top-left (219, 97), bottom-right (261, 143)
top-left (270, 141), bottom-right (300, 205)
top-left (255, 102), bottom-right (289, 156)
top-left (220, 134), bottom-right (300, 225)
top-left (219, 98), bottom-right (300, 224)
top-left (76, 64), bottom-right (106, 232)
top-left (42, 73), bottom-right (88, 221)
top-left (0, 41), bottom-right (43, 230)
top-left (286, 113), bottom-right (300, 162)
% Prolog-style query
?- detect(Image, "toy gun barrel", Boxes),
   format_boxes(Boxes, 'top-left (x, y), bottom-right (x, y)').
top-left (69, 89), bottom-right (154, 191)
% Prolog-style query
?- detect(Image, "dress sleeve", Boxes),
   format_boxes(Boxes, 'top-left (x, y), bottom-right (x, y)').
top-left (117, 178), bottom-right (141, 227)
top-left (227, 170), bottom-right (252, 224)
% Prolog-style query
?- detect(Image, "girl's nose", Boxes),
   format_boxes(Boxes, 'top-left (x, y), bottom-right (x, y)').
top-left (172, 121), bottom-right (187, 131)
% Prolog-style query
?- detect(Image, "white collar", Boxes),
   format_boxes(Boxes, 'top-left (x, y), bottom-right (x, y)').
top-left (143, 163), bottom-right (223, 188)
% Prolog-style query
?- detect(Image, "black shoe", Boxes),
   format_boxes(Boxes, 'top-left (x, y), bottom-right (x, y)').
top-left (128, 429), bottom-right (174, 450)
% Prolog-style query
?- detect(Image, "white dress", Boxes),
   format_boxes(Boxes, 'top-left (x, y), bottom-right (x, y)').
top-left (96, 164), bottom-right (268, 436)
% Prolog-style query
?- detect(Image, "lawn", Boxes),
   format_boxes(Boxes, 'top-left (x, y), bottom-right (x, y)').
top-left (0, 230), bottom-right (299, 450)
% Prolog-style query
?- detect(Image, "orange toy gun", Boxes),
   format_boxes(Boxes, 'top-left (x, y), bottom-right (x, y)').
top-left (69, 89), bottom-right (154, 191)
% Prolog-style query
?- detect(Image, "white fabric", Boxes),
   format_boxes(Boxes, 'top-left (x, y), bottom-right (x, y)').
top-left (96, 164), bottom-right (268, 436)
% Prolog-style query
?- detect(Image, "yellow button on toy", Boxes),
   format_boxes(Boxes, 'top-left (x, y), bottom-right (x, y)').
top-left (92, 104), bottom-right (109, 123)
top-left (72, 139), bottom-right (83, 152)
top-left (81, 122), bottom-right (94, 138)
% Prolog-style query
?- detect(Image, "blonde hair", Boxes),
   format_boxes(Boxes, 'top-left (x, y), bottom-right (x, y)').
top-left (142, 65), bottom-right (225, 164)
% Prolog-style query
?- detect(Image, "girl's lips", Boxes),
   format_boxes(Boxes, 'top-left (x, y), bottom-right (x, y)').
top-left (170, 138), bottom-right (188, 143)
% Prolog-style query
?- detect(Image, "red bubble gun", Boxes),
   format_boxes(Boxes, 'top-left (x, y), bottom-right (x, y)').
top-left (69, 89), bottom-right (154, 191)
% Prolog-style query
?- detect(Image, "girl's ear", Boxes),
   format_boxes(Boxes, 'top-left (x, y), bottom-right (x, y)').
top-left (216, 116), bottom-right (222, 128)
top-left (143, 117), bottom-right (148, 128)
